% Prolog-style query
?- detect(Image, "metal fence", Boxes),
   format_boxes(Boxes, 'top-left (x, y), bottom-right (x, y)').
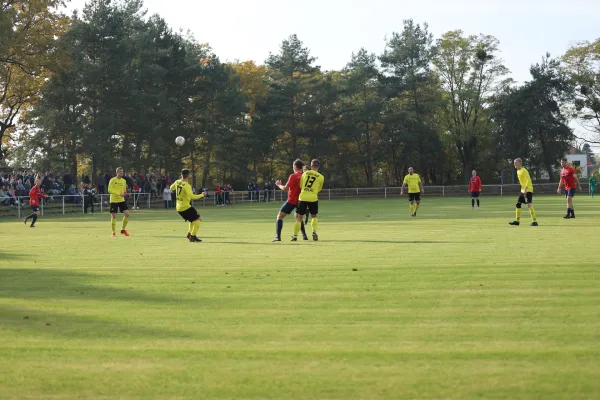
top-left (0, 182), bottom-right (595, 218)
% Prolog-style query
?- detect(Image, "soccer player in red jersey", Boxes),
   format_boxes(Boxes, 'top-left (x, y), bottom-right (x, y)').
top-left (557, 158), bottom-right (582, 219)
top-left (273, 159), bottom-right (308, 242)
top-left (468, 170), bottom-right (482, 209)
top-left (23, 179), bottom-right (47, 227)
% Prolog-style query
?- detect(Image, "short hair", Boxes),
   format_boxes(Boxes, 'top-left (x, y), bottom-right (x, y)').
top-left (116, 167), bottom-right (123, 172)
top-left (181, 169), bottom-right (190, 179)
top-left (311, 159), bottom-right (320, 169)
top-left (514, 158), bottom-right (522, 163)
top-left (293, 159), bottom-right (304, 170)
top-left (561, 157), bottom-right (568, 162)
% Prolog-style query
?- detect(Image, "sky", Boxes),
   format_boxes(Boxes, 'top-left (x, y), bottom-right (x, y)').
top-left (64, 0), bottom-right (600, 146)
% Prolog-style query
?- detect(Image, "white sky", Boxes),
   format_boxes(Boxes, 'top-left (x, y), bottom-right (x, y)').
top-left (65, 0), bottom-right (600, 147)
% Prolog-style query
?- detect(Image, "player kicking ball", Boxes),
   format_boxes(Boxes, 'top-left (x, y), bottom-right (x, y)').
top-left (273, 159), bottom-right (308, 242)
top-left (170, 169), bottom-right (206, 243)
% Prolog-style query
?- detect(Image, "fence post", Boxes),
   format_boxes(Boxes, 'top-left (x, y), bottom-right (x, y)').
top-left (41, 199), bottom-right (44, 217)
top-left (328, 189), bottom-right (331, 200)
top-left (385, 187), bottom-right (387, 199)
top-left (443, 186), bottom-right (445, 197)
top-left (100, 195), bottom-right (103, 213)
top-left (148, 194), bottom-right (151, 209)
top-left (17, 199), bottom-right (21, 218)
top-left (501, 185), bottom-right (503, 196)
top-left (356, 188), bottom-right (359, 196)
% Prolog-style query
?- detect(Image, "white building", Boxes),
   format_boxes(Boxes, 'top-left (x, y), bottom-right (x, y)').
top-left (565, 154), bottom-right (588, 178)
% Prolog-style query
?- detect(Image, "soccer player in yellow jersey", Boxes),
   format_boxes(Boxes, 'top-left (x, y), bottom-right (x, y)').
top-left (108, 167), bottom-right (130, 237)
top-left (509, 158), bottom-right (539, 226)
top-left (293, 159), bottom-right (324, 241)
top-left (401, 167), bottom-right (424, 217)
top-left (170, 169), bottom-right (207, 242)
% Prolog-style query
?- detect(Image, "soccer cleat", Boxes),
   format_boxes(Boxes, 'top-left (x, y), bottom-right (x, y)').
top-left (187, 233), bottom-right (191, 240)
top-left (508, 221), bottom-right (520, 226)
top-left (563, 215), bottom-right (571, 219)
top-left (290, 236), bottom-right (298, 242)
top-left (302, 235), bottom-right (309, 241)
top-left (190, 236), bottom-right (202, 242)
top-left (272, 237), bottom-right (281, 242)
top-left (411, 213), bottom-right (416, 217)
top-left (312, 231), bottom-right (319, 241)
top-left (30, 225), bottom-right (35, 228)
top-left (121, 230), bottom-right (130, 237)
top-left (531, 222), bottom-right (539, 226)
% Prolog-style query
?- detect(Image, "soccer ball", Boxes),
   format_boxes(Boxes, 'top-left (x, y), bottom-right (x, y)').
top-left (175, 136), bottom-right (185, 146)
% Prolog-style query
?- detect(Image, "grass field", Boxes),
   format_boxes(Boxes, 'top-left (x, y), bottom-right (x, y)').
top-left (1, 195), bottom-right (599, 399)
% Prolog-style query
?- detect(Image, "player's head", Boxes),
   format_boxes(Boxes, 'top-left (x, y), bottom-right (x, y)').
top-left (34, 179), bottom-right (41, 186)
top-left (472, 170), bottom-right (477, 176)
top-left (116, 167), bottom-right (124, 178)
top-left (293, 159), bottom-right (304, 172)
top-left (513, 158), bottom-right (522, 169)
top-left (408, 167), bottom-right (414, 175)
top-left (181, 169), bottom-right (190, 181)
top-left (311, 159), bottom-right (320, 170)
top-left (560, 157), bottom-right (568, 167)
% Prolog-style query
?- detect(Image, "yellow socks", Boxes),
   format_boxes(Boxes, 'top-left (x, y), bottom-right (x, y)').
top-left (311, 217), bottom-right (318, 233)
top-left (415, 203), bottom-right (420, 211)
top-left (516, 208), bottom-right (522, 221)
top-left (111, 218), bottom-right (116, 233)
top-left (293, 220), bottom-right (302, 237)
top-left (188, 222), bottom-right (193, 234)
top-left (121, 216), bottom-right (129, 230)
top-left (409, 204), bottom-right (414, 214)
top-left (191, 220), bottom-right (201, 236)
top-left (529, 206), bottom-right (537, 222)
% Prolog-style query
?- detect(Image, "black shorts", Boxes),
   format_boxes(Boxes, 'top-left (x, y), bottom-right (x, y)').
top-left (109, 202), bottom-right (128, 213)
top-left (178, 207), bottom-right (200, 222)
top-left (31, 206), bottom-right (40, 213)
top-left (565, 188), bottom-right (576, 198)
top-left (280, 201), bottom-right (297, 215)
top-left (471, 191), bottom-right (480, 198)
top-left (408, 193), bottom-right (421, 202)
top-left (517, 192), bottom-right (533, 204)
top-left (297, 200), bottom-right (318, 216)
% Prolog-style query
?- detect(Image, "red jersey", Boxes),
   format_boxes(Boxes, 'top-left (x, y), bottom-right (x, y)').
top-left (285, 171), bottom-right (302, 205)
top-left (469, 176), bottom-right (482, 192)
top-left (561, 166), bottom-right (577, 190)
top-left (215, 184), bottom-right (222, 194)
top-left (29, 185), bottom-right (45, 207)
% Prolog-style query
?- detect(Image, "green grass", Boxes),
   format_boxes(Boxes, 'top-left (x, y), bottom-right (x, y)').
top-left (1, 196), bottom-right (599, 399)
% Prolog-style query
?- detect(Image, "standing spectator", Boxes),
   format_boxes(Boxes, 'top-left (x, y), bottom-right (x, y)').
top-left (255, 182), bottom-right (261, 202)
top-left (82, 183), bottom-right (95, 213)
top-left (96, 173), bottom-right (106, 194)
top-left (163, 186), bottom-right (172, 209)
top-left (83, 174), bottom-right (91, 185)
top-left (247, 182), bottom-right (253, 201)
top-left (223, 183), bottom-right (231, 205)
top-left (63, 172), bottom-right (73, 194)
top-left (150, 178), bottom-right (158, 199)
top-left (215, 183), bottom-right (222, 206)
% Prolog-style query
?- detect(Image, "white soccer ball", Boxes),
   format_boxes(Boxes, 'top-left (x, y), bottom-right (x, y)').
top-left (175, 136), bottom-right (185, 146)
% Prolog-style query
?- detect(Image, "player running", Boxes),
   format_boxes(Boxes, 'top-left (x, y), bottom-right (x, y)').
top-left (509, 158), bottom-right (538, 226)
top-left (293, 159), bottom-right (324, 241)
top-left (469, 170), bottom-right (482, 209)
top-left (23, 179), bottom-right (47, 228)
top-left (557, 158), bottom-right (582, 219)
top-left (590, 175), bottom-right (597, 198)
top-left (273, 159), bottom-right (308, 242)
top-left (170, 169), bottom-right (207, 243)
top-left (108, 167), bottom-right (130, 237)
top-left (401, 167), bottom-right (424, 216)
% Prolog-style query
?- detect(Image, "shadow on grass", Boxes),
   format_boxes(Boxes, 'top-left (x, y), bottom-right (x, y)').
top-left (0, 268), bottom-right (191, 305)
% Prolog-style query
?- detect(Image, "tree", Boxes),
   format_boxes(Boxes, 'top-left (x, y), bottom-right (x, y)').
top-left (0, 0), bottom-right (68, 161)
top-left (380, 19), bottom-right (443, 183)
top-left (563, 39), bottom-right (600, 141)
top-left (434, 30), bottom-right (510, 182)
top-left (493, 54), bottom-right (574, 180)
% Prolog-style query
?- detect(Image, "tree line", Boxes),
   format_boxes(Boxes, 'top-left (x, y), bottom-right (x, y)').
top-left (1, 0), bottom-right (599, 189)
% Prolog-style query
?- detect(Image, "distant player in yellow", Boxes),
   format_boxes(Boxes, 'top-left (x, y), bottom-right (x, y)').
top-left (293, 159), bottom-right (324, 241)
top-left (170, 169), bottom-right (207, 242)
top-left (108, 167), bottom-right (130, 237)
top-left (401, 167), bottom-right (424, 217)
top-left (509, 158), bottom-right (538, 226)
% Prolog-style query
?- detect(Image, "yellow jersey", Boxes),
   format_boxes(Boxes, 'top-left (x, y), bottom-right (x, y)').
top-left (108, 177), bottom-right (127, 203)
top-left (170, 179), bottom-right (204, 212)
top-left (403, 173), bottom-right (421, 193)
top-left (299, 170), bottom-right (324, 202)
top-left (517, 168), bottom-right (534, 193)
